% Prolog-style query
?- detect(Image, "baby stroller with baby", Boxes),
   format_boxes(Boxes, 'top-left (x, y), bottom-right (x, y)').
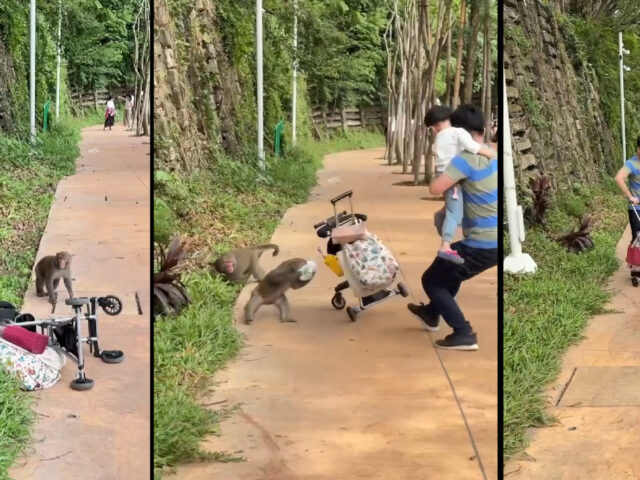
top-left (627, 205), bottom-right (640, 287)
top-left (314, 190), bottom-right (408, 321)
top-left (0, 295), bottom-right (124, 390)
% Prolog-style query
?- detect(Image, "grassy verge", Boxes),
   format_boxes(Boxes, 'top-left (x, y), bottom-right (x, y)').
top-left (153, 131), bottom-right (384, 476)
top-left (0, 111), bottom-right (103, 479)
top-left (503, 180), bottom-right (628, 459)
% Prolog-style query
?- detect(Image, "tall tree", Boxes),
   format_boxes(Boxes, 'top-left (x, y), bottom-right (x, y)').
top-left (461, 0), bottom-right (482, 103)
top-left (452, 0), bottom-right (466, 108)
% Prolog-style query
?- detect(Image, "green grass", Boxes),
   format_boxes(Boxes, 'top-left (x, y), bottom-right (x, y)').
top-left (153, 131), bottom-right (384, 476)
top-left (503, 181), bottom-right (628, 459)
top-left (0, 111), bottom-right (102, 478)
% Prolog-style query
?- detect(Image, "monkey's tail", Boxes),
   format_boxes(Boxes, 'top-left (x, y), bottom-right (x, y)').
top-left (257, 244), bottom-right (279, 256)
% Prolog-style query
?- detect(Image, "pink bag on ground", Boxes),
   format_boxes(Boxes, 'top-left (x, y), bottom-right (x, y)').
top-left (1, 326), bottom-right (49, 354)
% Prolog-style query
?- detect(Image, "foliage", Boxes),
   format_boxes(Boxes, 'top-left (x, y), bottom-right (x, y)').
top-left (0, 369), bottom-right (34, 480)
top-left (61, 0), bottom-right (140, 91)
top-left (503, 184), bottom-right (627, 458)
top-left (0, 0), bottom-right (142, 137)
top-left (529, 175), bottom-right (551, 226)
top-left (153, 131), bottom-right (384, 475)
top-left (154, 237), bottom-right (191, 318)
top-left (563, 14), bottom-right (640, 169)
top-left (298, 0), bottom-right (388, 107)
top-left (556, 214), bottom-right (596, 253)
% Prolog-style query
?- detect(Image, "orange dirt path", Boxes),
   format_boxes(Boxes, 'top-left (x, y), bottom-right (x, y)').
top-left (174, 148), bottom-right (497, 480)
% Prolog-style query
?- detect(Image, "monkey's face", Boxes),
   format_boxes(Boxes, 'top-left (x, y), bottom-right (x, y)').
top-left (222, 257), bottom-right (235, 274)
top-left (56, 252), bottom-right (71, 269)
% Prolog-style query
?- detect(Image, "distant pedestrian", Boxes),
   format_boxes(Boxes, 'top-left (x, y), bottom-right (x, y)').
top-left (614, 135), bottom-right (640, 242)
top-left (124, 92), bottom-right (134, 130)
top-left (104, 95), bottom-right (116, 131)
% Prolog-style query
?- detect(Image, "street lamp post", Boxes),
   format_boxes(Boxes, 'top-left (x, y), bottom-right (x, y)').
top-left (56, 0), bottom-right (62, 120)
top-left (291, 0), bottom-right (298, 146)
top-left (503, 72), bottom-right (537, 275)
top-left (256, 0), bottom-right (265, 168)
top-left (30, 0), bottom-right (36, 141)
top-left (619, 32), bottom-right (630, 164)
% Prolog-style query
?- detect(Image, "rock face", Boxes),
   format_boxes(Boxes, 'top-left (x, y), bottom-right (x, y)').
top-left (154, 0), bottom-right (246, 172)
top-left (505, 0), bottom-right (617, 192)
top-left (0, 41), bottom-right (17, 133)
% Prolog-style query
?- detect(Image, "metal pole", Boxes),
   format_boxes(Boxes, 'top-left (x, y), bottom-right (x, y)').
top-left (503, 71), bottom-right (537, 274)
top-left (56, 0), bottom-right (62, 120)
top-left (619, 32), bottom-right (626, 163)
top-left (30, 0), bottom-right (36, 141)
top-left (257, 0), bottom-right (265, 167)
top-left (291, 0), bottom-right (298, 146)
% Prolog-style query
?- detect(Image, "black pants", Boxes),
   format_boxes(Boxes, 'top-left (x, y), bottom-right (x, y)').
top-left (629, 207), bottom-right (640, 243)
top-left (421, 241), bottom-right (498, 335)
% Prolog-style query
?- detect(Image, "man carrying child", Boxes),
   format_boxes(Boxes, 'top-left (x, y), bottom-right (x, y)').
top-left (408, 104), bottom-right (498, 350)
top-left (425, 105), bottom-right (496, 264)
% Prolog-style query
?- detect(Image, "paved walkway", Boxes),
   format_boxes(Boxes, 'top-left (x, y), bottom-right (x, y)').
top-left (9, 125), bottom-right (150, 479)
top-left (174, 148), bottom-right (498, 479)
top-left (505, 226), bottom-right (640, 479)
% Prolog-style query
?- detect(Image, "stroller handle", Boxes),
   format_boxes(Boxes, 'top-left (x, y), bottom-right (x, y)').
top-left (330, 190), bottom-right (353, 205)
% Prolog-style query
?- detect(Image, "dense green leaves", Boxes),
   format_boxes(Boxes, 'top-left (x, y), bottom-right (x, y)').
top-left (0, 0), bottom-right (143, 136)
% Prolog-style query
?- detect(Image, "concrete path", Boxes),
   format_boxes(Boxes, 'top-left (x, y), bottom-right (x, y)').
top-left (174, 148), bottom-right (498, 479)
top-left (505, 226), bottom-right (640, 480)
top-left (9, 125), bottom-right (150, 479)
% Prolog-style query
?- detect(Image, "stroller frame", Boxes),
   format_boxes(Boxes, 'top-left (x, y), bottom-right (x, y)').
top-left (2, 296), bottom-right (123, 390)
top-left (629, 205), bottom-right (640, 287)
top-left (315, 190), bottom-right (409, 321)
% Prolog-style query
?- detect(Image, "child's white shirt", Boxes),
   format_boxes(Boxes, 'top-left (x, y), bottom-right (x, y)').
top-left (434, 126), bottom-right (482, 173)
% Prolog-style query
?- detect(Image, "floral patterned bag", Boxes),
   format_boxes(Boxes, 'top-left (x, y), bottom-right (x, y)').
top-left (0, 338), bottom-right (61, 391)
top-left (342, 233), bottom-right (399, 291)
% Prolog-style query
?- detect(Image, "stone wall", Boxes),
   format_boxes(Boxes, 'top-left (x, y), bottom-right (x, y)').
top-left (504, 0), bottom-right (617, 192)
top-left (0, 41), bottom-right (16, 133)
top-left (154, 0), bottom-right (245, 172)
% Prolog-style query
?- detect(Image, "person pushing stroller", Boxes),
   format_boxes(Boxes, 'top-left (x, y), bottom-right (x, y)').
top-left (425, 106), bottom-right (496, 264)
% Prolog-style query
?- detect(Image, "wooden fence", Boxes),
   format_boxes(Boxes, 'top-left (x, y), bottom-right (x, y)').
top-left (311, 105), bottom-right (384, 136)
top-left (70, 87), bottom-right (129, 110)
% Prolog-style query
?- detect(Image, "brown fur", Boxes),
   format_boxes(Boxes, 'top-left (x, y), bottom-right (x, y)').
top-left (35, 252), bottom-right (74, 310)
top-left (212, 244), bottom-right (279, 283)
top-left (244, 258), bottom-right (312, 324)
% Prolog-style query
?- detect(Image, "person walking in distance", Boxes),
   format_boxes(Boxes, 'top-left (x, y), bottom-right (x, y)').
top-left (614, 135), bottom-right (640, 243)
top-left (104, 95), bottom-right (116, 131)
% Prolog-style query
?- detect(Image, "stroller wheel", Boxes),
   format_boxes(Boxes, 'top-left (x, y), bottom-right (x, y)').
top-left (99, 295), bottom-right (123, 316)
top-left (101, 350), bottom-right (125, 364)
top-left (331, 294), bottom-right (346, 310)
top-left (632, 277), bottom-right (639, 287)
top-left (397, 282), bottom-right (409, 298)
top-left (346, 306), bottom-right (358, 322)
top-left (70, 377), bottom-right (95, 391)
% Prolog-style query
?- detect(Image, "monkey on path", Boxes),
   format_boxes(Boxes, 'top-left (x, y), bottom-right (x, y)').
top-left (212, 244), bottom-right (279, 283)
top-left (35, 252), bottom-right (74, 312)
top-left (244, 258), bottom-right (316, 324)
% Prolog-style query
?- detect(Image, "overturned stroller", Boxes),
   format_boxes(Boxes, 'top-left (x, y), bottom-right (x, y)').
top-left (0, 296), bottom-right (124, 390)
top-left (314, 190), bottom-right (408, 321)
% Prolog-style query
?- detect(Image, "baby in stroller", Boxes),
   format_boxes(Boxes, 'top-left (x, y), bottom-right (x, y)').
top-left (314, 190), bottom-right (408, 321)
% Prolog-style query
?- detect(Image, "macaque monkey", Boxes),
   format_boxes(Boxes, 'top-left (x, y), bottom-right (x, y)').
top-left (212, 244), bottom-right (279, 283)
top-left (244, 258), bottom-right (316, 324)
top-left (35, 252), bottom-right (74, 312)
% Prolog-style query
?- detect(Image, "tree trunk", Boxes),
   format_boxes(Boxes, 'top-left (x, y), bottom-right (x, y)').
top-left (452, 0), bottom-right (466, 108)
top-left (444, 15), bottom-right (452, 105)
top-left (461, 0), bottom-right (482, 104)
top-left (483, 0), bottom-right (492, 142)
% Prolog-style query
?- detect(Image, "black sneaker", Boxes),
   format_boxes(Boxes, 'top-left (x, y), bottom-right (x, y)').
top-left (407, 303), bottom-right (440, 331)
top-left (434, 332), bottom-right (479, 351)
